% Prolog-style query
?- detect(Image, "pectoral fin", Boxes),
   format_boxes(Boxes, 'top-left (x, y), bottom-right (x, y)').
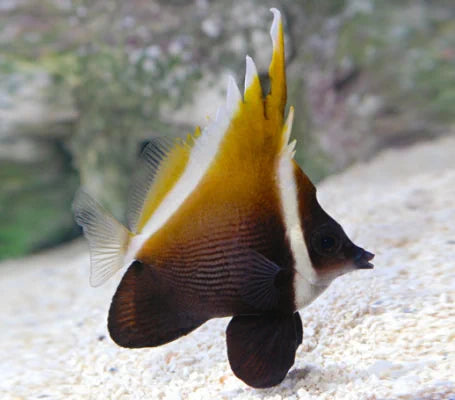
top-left (226, 312), bottom-right (302, 388)
top-left (108, 261), bottom-right (207, 348)
top-left (238, 250), bottom-right (282, 311)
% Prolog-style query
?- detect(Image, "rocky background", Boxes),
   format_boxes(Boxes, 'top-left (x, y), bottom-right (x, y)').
top-left (1, 0), bottom-right (455, 260)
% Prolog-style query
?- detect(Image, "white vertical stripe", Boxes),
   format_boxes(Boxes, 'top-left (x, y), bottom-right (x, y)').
top-left (276, 152), bottom-right (320, 309)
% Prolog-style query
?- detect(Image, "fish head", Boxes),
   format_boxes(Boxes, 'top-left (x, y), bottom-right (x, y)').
top-left (305, 212), bottom-right (374, 284)
top-left (295, 167), bottom-right (375, 285)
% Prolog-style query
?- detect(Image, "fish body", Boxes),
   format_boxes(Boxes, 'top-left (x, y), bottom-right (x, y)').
top-left (73, 9), bottom-right (374, 388)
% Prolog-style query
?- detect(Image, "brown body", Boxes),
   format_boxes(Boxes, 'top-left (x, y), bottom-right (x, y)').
top-left (109, 159), bottom-right (296, 347)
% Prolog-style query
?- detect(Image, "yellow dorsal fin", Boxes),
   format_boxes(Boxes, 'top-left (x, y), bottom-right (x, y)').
top-left (133, 129), bottom-right (199, 233)
top-left (218, 8), bottom-right (291, 159)
top-left (265, 8), bottom-right (286, 130)
top-left (131, 9), bottom-right (294, 241)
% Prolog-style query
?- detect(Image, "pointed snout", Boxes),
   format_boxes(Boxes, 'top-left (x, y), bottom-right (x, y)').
top-left (354, 247), bottom-right (375, 269)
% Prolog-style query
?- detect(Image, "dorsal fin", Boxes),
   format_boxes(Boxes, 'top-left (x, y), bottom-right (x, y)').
top-left (128, 9), bottom-right (294, 245)
top-left (210, 8), bottom-right (292, 160)
top-left (133, 128), bottom-right (200, 235)
top-left (126, 137), bottom-right (174, 233)
top-left (265, 8), bottom-right (287, 127)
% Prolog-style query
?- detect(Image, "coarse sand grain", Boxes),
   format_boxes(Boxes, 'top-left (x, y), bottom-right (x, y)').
top-left (1, 136), bottom-right (455, 400)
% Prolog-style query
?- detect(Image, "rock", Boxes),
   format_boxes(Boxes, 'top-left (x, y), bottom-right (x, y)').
top-left (0, 59), bottom-right (78, 260)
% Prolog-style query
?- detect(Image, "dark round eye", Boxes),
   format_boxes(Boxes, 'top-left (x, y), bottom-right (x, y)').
top-left (320, 235), bottom-right (336, 250)
top-left (311, 229), bottom-right (341, 256)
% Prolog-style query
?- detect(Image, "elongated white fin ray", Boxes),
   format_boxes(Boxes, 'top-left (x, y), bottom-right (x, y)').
top-left (216, 104), bottom-right (229, 122)
top-left (244, 56), bottom-right (259, 94)
top-left (73, 190), bottom-right (131, 287)
top-left (266, 8), bottom-right (286, 125)
top-left (127, 137), bottom-right (174, 233)
top-left (226, 75), bottom-right (242, 113)
top-left (283, 107), bottom-right (295, 151)
top-left (270, 8), bottom-right (281, 48)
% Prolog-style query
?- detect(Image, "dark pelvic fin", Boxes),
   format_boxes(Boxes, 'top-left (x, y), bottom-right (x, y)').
top-left (108, 261), bottom-right (207, 348)
top-left (226, 312), bottom-right (302, 388)
top-left (238, 250), bottom-right (282, 311)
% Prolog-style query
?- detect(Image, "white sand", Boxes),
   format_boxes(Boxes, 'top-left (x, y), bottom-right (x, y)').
top-left (1, 136), bottom-right (455, 400)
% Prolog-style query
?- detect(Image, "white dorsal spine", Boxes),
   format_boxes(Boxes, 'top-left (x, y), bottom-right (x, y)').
top-left (270, 8), bottom-right (281, 47)
top-left (244, 56), bottom-right (259, 94)
top-left (226, 75), bottom-right (242, 113)
top-left (282, 106), bottom-right (294, 150)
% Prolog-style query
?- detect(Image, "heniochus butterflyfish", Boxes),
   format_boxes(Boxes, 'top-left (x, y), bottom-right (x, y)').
top-left (73, 8), bottom-right (374, 388)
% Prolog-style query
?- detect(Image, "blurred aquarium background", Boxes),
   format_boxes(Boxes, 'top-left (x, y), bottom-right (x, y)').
top-left (1, 0), bottom-right (454, 261)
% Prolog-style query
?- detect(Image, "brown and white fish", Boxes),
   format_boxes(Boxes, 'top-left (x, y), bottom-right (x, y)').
top-left (73, 8), bottom-right (374, 388)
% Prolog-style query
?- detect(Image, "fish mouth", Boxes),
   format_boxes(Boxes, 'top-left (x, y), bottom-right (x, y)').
top-left (354, 248), bottom-right (375, 269)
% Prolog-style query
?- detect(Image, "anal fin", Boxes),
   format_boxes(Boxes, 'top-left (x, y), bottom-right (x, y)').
top-left (226, 312), bottom-right (302, 388)
top-left (108, 261), bottom-right (206, 348)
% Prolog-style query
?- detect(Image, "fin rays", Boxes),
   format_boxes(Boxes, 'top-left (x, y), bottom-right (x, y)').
top-left (73, 190), bottom-right (131, 287)
top-left (265, 8), bottom-right (287, 127)
top-left (137, 8), bottom-right (294, 253)
top-left (127, 137), bottom-right (174, 234)
top-left (227, 76), bottom-right (242, 113)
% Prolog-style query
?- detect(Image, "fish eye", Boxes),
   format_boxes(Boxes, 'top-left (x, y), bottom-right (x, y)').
top-left (321, 235), bottom-right (336, 250)
top-left (311, 228), bottom-right (341, 256)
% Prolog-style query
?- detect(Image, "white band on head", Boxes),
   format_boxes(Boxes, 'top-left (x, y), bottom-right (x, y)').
top-left (276, 152), bottom-right (319, 308)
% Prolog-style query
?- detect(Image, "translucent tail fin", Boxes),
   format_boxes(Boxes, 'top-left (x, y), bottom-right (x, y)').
top-left (72, 189), bottom-right (131, 287)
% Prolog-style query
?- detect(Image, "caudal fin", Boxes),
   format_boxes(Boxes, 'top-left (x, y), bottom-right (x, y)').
top-left (72, 189), bottom-right (131, 287)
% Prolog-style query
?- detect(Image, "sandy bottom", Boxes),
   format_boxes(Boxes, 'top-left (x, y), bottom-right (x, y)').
top-left (1, 136), bottom-right (455, 400)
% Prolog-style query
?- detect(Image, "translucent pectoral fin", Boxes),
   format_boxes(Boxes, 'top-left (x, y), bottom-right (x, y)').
top-left (226, 312), bottom-right (301, 388)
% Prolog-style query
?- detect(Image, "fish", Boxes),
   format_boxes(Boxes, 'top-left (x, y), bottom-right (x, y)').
top-left (73, 8), bottom-right (375, 389)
